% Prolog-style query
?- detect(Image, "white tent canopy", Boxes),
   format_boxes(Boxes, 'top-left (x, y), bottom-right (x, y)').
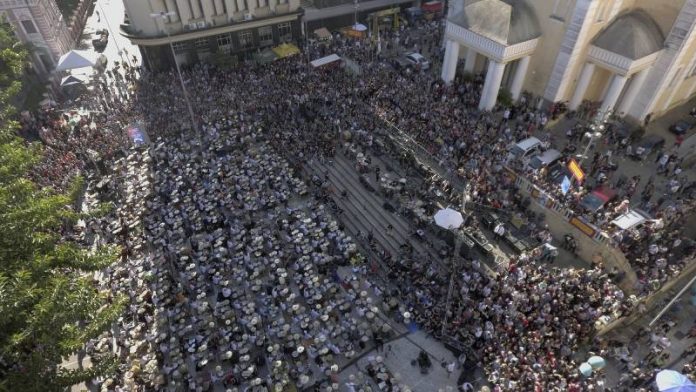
top-left (611, 209), bottom-right (650, 230)
top-left (434, 208), bottom-right (464, 230)
top-left (55, 50), bottom-right (99, 72)
top-left (60, 74), bottom-right (87, 87)
top-left (310, 54), bottom-right (341, 68)
top-left (656, 370), bottom-right (696, 392)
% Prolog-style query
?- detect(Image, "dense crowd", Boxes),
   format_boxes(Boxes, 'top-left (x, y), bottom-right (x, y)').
top-left (23, 19), bottom-right (695, 391)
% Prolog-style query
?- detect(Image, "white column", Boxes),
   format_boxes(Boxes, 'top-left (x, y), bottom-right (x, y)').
top-left (509, 55), bottom-right (530, 101)
top-left (479, 60), bottom-right (506, 111)
top-left (214, 0), bottom-right (224, 14)
top-left (441, 40), bottom-right (460, 84)
top-left (599, 73), bottom-right (628, 118)
top-left (165, 0), bottom-right (180, 21)
top-left (176, 0), bottom-right (193, 24)
top-left (617, 68), bottom-right (649, 116)
top-left (224, 0), bottom-right (237, 14)
top-left (190, 0), bottom-right (203, 19)
top-left (201, 0), bottom-right (215, 22)
top-left (569, 62), bottom-right (595, 110)
top-left (464, 48), bottom-right (477, 73)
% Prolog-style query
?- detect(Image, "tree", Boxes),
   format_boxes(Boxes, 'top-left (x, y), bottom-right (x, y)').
top-left (0, 19), bottom-right (124, 391)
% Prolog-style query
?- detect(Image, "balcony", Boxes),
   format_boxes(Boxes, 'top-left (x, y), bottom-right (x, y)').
top-left (120, 6), bottom-right (304, 45)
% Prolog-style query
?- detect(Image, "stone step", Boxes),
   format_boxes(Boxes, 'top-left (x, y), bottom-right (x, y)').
top-left (305, 159), bottom-right (402, 257)
top-left (327, 155), bottom-right (439, 259)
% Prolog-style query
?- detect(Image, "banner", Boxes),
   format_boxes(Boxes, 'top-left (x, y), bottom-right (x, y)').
top-left (567, 159), bottom-right (585, 182)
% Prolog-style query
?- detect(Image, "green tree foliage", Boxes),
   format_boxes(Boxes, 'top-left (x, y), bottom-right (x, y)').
top-left (0, 19), bottom-right (124, 391)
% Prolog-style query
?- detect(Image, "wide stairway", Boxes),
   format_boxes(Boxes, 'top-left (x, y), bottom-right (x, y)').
top-left (306, 151), bottom-right (447, 268)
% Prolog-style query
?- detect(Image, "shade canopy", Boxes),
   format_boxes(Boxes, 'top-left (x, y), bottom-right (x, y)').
top-left (272, 43), bottom-right (300, 58)
top-left (434, 208), bottom-right (464, 230)
top-left (578, 362), bottom-right (593, 377)
top-left (587, 355), bottom-right (606, 370)
top-left (656, 370), bottom-right (696, 392)
top-left (60, 74), bottom-right (87, 87)
top-left (55, 50), bottom-right (100, 72)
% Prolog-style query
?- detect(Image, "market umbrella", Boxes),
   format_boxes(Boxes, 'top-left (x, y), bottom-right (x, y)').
top-left (587, 355), bottom-right (606, 369)
top-left (352, 23), bottom-right (368, 32)
top-left (578, 362), bottom-right (593, 377)
top-left (656, 370), bottom-right (696, 392)
top-left (434, 208), bottom-right (464, 230)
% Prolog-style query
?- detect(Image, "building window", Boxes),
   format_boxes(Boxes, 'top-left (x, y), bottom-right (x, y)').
top-left (239, 30), bottom-right (253, 48)
top-left (550, 0), bottom-right (569, 21)
top-left (258, 26), bottom-right (273, 46)
top-left (278, 22), bottom-right (292, 42)
top-left (217, 33), bottom-right (233, 53)
top-left (195, 38), bottom-right (210, 51)
top-left (217, 33), bottom-right (232, 47)
top-left (21, 19), bottom-right (38, 34)
top-left (172, 41), bottom-right (190, 54)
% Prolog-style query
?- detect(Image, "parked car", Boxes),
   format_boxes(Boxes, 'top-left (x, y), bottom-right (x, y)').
top-left (668, 119), bottom-right (695, 135)
top-left (527, 149), bottom-right (562, 171)
top-left (579, 185), bottom-right (617, 212)
top-left (391, 57), bottom-right (412, 71)
top-left (507, 137), bottom-right (543, 165)
top-left (630, 134), bottom-right (665, 161)
top-left (547, 161), bottom-right (573, 185)
top-left (404, 52), bottom-right (430, 70)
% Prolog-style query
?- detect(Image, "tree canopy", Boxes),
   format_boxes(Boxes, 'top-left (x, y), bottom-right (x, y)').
top-left (0, 19), bottom-right (124, 391)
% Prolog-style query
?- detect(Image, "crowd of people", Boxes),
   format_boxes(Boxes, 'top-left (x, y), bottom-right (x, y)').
top-left (19, 18), bottom-right (695, 391)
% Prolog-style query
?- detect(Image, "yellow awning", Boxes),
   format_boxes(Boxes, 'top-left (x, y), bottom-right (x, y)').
top-left (272, 43), bottom-right (300, 58)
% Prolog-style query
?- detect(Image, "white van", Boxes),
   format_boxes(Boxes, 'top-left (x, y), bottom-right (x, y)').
top-left (527, 149), bottom-right (562, 171)
top-left (507, 137), bottom-right (543, 164)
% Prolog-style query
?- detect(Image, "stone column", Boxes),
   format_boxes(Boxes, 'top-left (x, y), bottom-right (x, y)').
top-left (224, 0), bottom-right (237, 14)
top-left (441, 39), bottom-right (460, 84)
top-left (599, 73), bottom-right (628, 118)
top-left (509, 55), bottom-right (530, 101)
top-left (201, 0), bottom-right (215, 22)
top-left (569, 62), bottom-right (595, 110)
top-left (617, 68), bottom-right (649, 116)
top-left (479, 60), bottom-right (506, 111)
top-left (176, 0), bottom-right (193, 24)
top-left (165, 0), bottom-right (180, 21)
top-left (464, 48), bottom-right (477, 73)
top-left (190, 0), bottom-right (203, 19)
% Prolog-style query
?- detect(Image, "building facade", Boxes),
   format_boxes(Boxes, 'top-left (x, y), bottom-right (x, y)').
top-left (0, 0), bottom-right (73, 76)
top-left (120, 0), bottom-right (304, 70)
top-left (441, 0), bottom-right (696, 122)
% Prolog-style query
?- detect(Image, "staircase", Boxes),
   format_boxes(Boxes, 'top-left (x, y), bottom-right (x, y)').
top-left (306, 152), bottom-right (447, 268)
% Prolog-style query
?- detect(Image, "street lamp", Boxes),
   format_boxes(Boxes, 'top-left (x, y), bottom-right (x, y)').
top-left (150, 11), bottom-right (198, 133)
top-left (577, 112), bottom-right (607, 167)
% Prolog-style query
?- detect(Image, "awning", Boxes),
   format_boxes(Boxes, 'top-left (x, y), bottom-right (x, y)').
top-left (611, 209), bottom-right (650, 230)
top-left (313, 27), bottom-right (332, 40)
top-left (310, 54), bottom-right (341, 68)
top-left (422, 0), bottom-right (443, 12)
top-left (272, 43), bottom-right (300, 58)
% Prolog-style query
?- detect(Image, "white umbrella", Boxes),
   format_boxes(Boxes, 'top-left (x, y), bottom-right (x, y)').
top-left (656, 370), bottom-right (696, 392)
top-left (587, 355), bottom-right (606, 369)
top-left (55, 50), bottom-right (99, 72)
top-left (578, 362), bottom-right (593, 377)
top-left (352, 23), bottom-right (368, 32)
top-left (434, 208), bottom-right (464, 230)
